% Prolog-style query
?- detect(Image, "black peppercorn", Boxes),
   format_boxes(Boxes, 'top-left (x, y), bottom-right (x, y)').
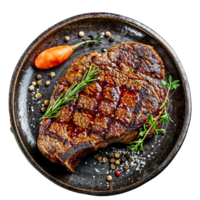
top-left (97, 156), bottom-right (102, 162)
top-left (110, 164), bottom-right (116, 170)
top-left (124, 165), bottom-right (129, 170)
top-left (125, 153), bottom-right (131, 159)
top-left (110, 158), bottom-right (116, 164)
top-left (109, 36), bottom-right (115, 42)
top-left (128, 158), bottom-right (133, 162)
top-left (108, 152), bottom-right (114, 158)
top-left (121, 157), bottom-right (127, 163)
top-left (102, 48), bottom-right (107, 52)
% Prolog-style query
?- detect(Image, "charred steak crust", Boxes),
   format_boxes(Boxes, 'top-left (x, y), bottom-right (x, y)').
top-left (37, 42), bottom-right (167, 172)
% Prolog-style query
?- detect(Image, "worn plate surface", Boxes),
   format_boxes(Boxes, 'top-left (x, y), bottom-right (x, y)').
top-left (9, 13), bottom-right (191, 195)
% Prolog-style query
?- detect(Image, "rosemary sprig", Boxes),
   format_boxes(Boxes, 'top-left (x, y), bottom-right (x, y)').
top-left (127, 75), bottom-right (180, 154)
top-left (40, 64), bottom-right (102, 120)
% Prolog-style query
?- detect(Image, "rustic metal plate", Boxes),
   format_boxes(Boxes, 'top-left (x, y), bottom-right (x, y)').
top-left (9, 13), bottom-right (191, 195)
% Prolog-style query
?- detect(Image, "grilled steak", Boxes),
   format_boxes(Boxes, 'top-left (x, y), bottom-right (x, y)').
top-left (37, 42), bottom-right (166, 172)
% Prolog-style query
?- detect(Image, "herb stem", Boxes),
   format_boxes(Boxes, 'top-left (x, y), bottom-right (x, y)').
top-left (168, 89), bottom-right (176, 99)
top-left (71, 40), bottom-right (100, 50)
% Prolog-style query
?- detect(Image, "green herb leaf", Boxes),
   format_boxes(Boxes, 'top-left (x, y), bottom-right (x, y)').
top-left (143, 124), bottom-right (147, 131)
top-left (157, 129), bottom-right (165, 132)
top-left (171, 83), bottom-right (180, 90)
top-left (152, 123), bottom-right (157, 129)
top-left (169, 116), bottom-right (174, 122)
top-left (97, 37), bottom-right (102, 42)
top-left (129, 141), bottom-right (139, 144)
top-left (148, 114), bottom-right (154, 124)
top-left (160, 117), bottom-right (167, 124)
top-left (172, 80), bottom-right (180, 84)
top-left (169, 75), bottom-right (172, 83)
top-left (88, 35), bottom-right (95, 44)
top-left (134, 146), bottom-right (138, 151)
top-left (159, 102), bottom-right (167, 110)
top-left (161, 80), bottom-right (170, 88)
top-left (88, 35), bottom-right (94, 40)
top-left (140, 143), bottom-right (145, 152)
top-left (139, 131), bottom-right (145, 137)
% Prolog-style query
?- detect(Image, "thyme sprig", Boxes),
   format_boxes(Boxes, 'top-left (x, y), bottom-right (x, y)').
top-left (159, 75), bottom-right (180, 110)
top-left (40, 64), bottom-right (102, 120)
top-left (127, 75), bottom-right (180, 154)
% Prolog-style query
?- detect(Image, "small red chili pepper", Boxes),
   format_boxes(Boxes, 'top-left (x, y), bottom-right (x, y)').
top-left (116, 171), bottom-right (120, 176)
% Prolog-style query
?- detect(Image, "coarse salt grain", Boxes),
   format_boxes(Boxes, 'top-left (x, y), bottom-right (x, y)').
top-left (95, 168), bottom-right (100, 173)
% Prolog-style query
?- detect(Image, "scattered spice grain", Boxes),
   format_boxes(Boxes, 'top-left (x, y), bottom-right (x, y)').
top-left (37, 80), bottom-right (42, 86)
top-left (110, 158), bottom-right (116, 164)
top-left (65, 36), bottom-right (70, 41)
top-left (37, 74), bottom-right (42, 79)
top-left (108, 152), bottom-right (114, 158)
top-left (110, 164), bottom-right (115, 170)
top-left (35, 93), bottom-right (41, 99)
top-left (124, 165), bottom-right (129, 170)
top-left (125, 153), bottom-right (131, 159)
top-left (44, 100), bottom-right (49, 105)
top-left (109, 36), bottom-right (115, 42)
top-left (41, 107), bottom-right (46, 112)
top-left (115, 152), bottom-right (120, 159)
top-left (105, 31), bottom-right (111, 37)
top-left (107, 175), bottom-right (112, 181)
top-left (29, 85), bottom-right (34, 91)
top-left (32, 81), bottom-right (37, 86)
top-left (115, 160), bottom-right (120, 165)
top-left (128, 158), bottom-right (133, 162)
top-left (103, 158), bottom-right (108, 163)
top-left (50, 72), bottom-right (56, 78)
top-left (46, 80), bottom-right (51, 86)
top-left (97, 156), bottom-right (102, 162)
top-left (121, 157), bottom-right (127, 163)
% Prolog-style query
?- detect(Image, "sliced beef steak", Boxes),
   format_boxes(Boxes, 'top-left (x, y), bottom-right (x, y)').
top-left (37, 42), bottom-right (166, 172)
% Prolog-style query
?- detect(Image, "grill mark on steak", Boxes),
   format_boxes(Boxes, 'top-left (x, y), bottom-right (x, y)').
top-left (37, 42), bottom-right (167, 172)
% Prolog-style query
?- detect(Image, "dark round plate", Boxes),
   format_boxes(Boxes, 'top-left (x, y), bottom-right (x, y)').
top-left (9, 13), bottom-right (191, 196)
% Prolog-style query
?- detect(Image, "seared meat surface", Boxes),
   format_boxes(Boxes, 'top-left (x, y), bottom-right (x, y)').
top-left (37, 42), bottom-right (166, 172)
